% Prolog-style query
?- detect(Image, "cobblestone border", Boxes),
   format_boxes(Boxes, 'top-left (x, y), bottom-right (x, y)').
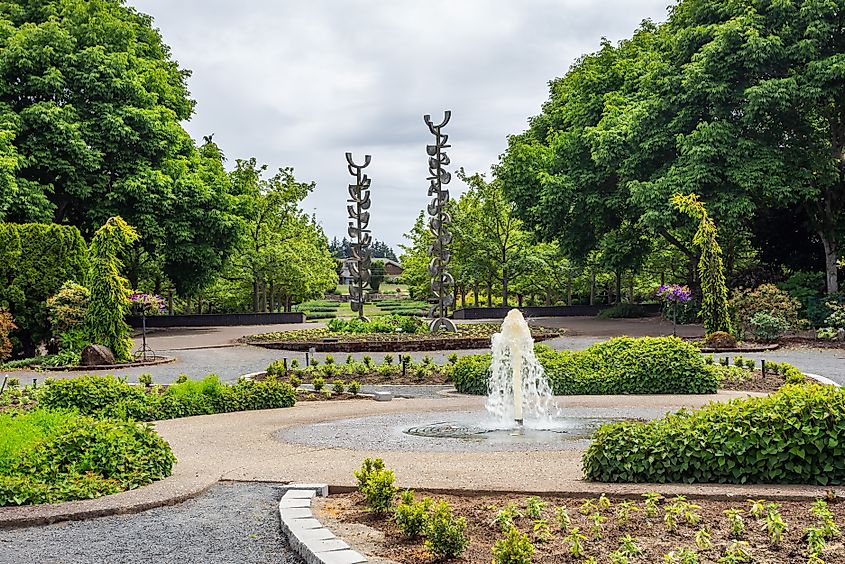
top-left (279, 484), bottom-right (367, 564)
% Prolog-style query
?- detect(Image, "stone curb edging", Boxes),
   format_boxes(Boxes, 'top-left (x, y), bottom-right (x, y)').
top-left (699, 344), bottom-right (780, 353)
top-left (279, 484), bottom-right (367, 564)
top-left (806, 372), bottom-right (839, 387)
top-left (33, 355), bottom-right (177, 372)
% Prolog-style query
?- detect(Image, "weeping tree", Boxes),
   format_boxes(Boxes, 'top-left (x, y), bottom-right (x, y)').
top-left (85, 216), bottom-right (139, 362)
top-left (672, 194), bottom-right (731, 336)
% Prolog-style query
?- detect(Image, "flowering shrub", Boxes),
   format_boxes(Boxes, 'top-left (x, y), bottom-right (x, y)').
top-left (729, 284), bottom-right (801, 337)
top-left (656, 284), bottom-right (692, 304)
top-left (128, 293), bottom-right (166, 315)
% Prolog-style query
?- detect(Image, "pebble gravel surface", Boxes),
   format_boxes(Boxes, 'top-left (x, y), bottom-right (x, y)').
top-left (0, 482), bottom-right (304, 564)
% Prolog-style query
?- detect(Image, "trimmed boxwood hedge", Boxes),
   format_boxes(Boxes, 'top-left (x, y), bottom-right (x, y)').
top-left (450, 337), bottom-right (717, 396)
top-left (583, 383), bottom-right (845, 485)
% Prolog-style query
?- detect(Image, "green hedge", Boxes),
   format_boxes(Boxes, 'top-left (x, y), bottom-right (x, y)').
top-left (0, 409), bottom-right (174, 506)
top-left (38, 374), bottom-right (296, 421)
top-left (0, 223), bottom-right (88, 355)
top-left (583, 384), bottom-right (845, 485)
top-left (451, 337), bottom-right (717, 395)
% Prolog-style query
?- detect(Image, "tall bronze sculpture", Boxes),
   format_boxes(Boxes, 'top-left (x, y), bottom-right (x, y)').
top-left (424, 111), bottom-right (456, 332)
top-left (346, 152), bottom-right (372, 321)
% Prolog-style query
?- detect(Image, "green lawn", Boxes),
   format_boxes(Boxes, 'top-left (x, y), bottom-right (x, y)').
top-left (334, 283), bottom-right (408, 296)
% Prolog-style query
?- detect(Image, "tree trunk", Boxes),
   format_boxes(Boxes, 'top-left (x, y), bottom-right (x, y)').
top-left (821, 230), bottom-right (840, 294)
top-left (502, 268), bottom-right (509, 306)
top-left (615, 271), bottom-right (622, 305)
top-left (253, 280), bottom-right (260, 313)
top-left (487, 276), bottom-right (492, 307)
top-left (628, 275), bottom-right (634, 304)
top-left (590, 271), bottom-right (596, 305)
top-left (269, 282), bottom-right (275, 312)
top-left (474, 282), bottom-right (479, 307)
top-left (460, 285), bottom-right (465, 309)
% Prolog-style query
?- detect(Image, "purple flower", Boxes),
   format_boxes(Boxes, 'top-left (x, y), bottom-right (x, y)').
top-left (129, 292), bottom-right (166, 314)
top-left (656, 284), bottom-right (692, 304)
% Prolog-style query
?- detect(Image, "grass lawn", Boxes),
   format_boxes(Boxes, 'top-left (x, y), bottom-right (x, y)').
top-left (334, 283), bottom-right (408, 296)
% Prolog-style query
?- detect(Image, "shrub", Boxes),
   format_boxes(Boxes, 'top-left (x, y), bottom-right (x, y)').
top-left (0, 309), bottom-right (15, 362)
top-left (583, 384), bottom-right (845, 485)
top-left (312, 377), bottom-right (325, 391)
top-left (452, 337), bottom-right (716, 396)
top-left (266, 360), bottom-right (287, 378)
top-left (332, 380), bottom-right (345, 394)
top-left (46, 282), bottom-right (90, 338)
top-left (361, 468), bottom-right (397, 515)
top-left (425, 499), bottom-right (469, 558)
top-left (354, 457), bottom-right (385, 491)
top-left (0, 223), bottom-right (88, 356)
top-left (492, 526), bottom-right (535, 564)
top-left (138, 374), bottom-right (153, 387)
top-left (0, 409), bottom-right (174, 506)
top-left (348, 380), bottom-right (361, 395)
top-left (749, 312), bottom-right (790, 342)
top-left (394, 489), bottom-right (432, 539)
top-left (730, 284), bottom-right (801, 337)
top-left (598, 303), bottom-right (647, 319)
top-left (704, 331), bottom-right (737, 349)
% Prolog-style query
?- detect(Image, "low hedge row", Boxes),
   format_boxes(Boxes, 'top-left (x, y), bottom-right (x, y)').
top-left (38, 374), bottom-right (296, 421)
top-left (0, 409), bottom-right (174, 506)
top-left (450, 337), bottom-right (717, 395)
top-left (583, 383), bottom-right (844, 485)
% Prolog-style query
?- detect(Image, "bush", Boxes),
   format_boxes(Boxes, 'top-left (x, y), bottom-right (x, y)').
top-left (394, 489), bottom-right (432, 539)
top-left (359, 465), bottom-right (397, 515)
top-left (0, 409), bottom-right (174, 506)
top-left (312, 377), bottom-right (325, 391)
top-left (348, 380), bottom-right (361, 395)
top-left (583, 383), bottom-right (845, 485)
top-left (425, 499), bottom-right (469, 558)
top-left (326, 315), bottom-right (424, 334)
top-left (0, 223), bottom-right (88, 356)
top-left (730, 284), bottom-right (801, 337)
top-left (749, 312), bottom-right (790, 342)
top-left (492, 526), bottom-right (535, 564)
top-left (598, 303), bottom-right (647, 319)
top-left (332, 380), bottom-right (345, 394)
top-left (704, 331), bottom-right (737, 349)
top-left (354, 457), bottom-right (385, 490)
top-left (806, 293), bottom-right (845, 328)
top-left (452, 337), bottom-right (717, 396)
top-left (37, 374), bottom-right (296, 421)
top-left (46, 282), bottom-right (90, 338)
top-left (0, 309), bottom-right (15, 362)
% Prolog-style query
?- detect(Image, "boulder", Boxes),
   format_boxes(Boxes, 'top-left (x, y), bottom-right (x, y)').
top-left (81, 344), bottom-right (116, 366)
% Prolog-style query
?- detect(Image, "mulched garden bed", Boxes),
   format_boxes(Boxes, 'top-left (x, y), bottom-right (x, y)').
top-left (295, 389), bottom-right (370, 402)
top-left (716, 369), bottom-right (811, 393)
top-left (322, 491), bottom-right (845, 563)
top-left (243, 325), bottom-right (561, 352)
top-left (778, 336), bottom-right (845, 350)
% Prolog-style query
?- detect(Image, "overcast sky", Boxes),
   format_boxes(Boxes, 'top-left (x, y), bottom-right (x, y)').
top-left (128, 0), bottom-right (672, 251)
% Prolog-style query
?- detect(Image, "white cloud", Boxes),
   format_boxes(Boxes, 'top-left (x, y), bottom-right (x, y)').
top-left (129, 0), bottom-right (671, 250)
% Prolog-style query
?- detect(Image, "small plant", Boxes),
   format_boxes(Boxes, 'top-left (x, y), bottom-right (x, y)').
top-left (747, 499), bottom-right (766, 519)
top-left (642, 492), bottom-right (662, 517)
top-left (733, 356), bottom-right (744, 368)
top-left (425, 499), bottom-right (469, 559)
top-left (383, 354), bottom-right (394, 365)
top-left (348, 380), bottom-right (361, 395)
top-left (322, 389), bottom-right (333, 400)
top-left (664, 503), bottom-right (683, 532)
top-left (494, 502), bottom-right (522, 531)
top-left (806, 525), bottom-right (827, 557)
top-left (597, 494), bottom-right (612, 510)
top-left (579, 498), bottom-right (597, 515)
top-left (694, 527), bottom-right (712, 550)
top-left (811, 499), bottom-right (840, 539)
top-left (354, 457), bottom-right (385, 491)
top-left (525, 496), bottom-right (546, 519)
top-left (617, 534), bottom-right (643, 558)
top-left (309, 356), bottom-right (319, 367)
top-left (324, 354), bottom-right (335, 365)
top-left (532, 518), bottom-right (553, 543)
top-left (290, 358), bottom-right (300, 369)
top-left (563, 527), bottom-right (586, 558)
top-left (363, 355), bottom-right (374, 368)
top-left (588, 512), bottom-right (607, 538)
top-left (555, 505), bottom-right (571, 531)
top-left (665, 548), bottom-right (699, 563)
top-left (345, 354), bottom-right (354, 365)
top-left (312, 377), bottom-right (325, 391)
top-left (492, 526), bottom-right (534, 564)
top-left (138, 373), bottom-right (153, 387)
top-left (289, 375), bottom-right (302, 388)
top-left (448, 353), bottom-right (458, 364)
top-left (610, 551), bottom-right (630, 564)
top-left (175, 374), bottom-right (189, 384)
top-left (718, 541), bottom-right (751, 563)
top-left (724, 508), bottom-right (745, 539)
top-left (764, 505), bottom-right (788, 546)
top-left (394, 489), bottom-right (432, 539)
top-left (615, 500), bottom-right (639, 525)
top-left (360, 468), bottom-right (397, 515)
top-left (332, 380), bottom-right (345, 394)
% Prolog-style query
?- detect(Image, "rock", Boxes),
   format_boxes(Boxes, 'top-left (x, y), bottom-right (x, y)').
top-left (81, 344), bottom-right (116, 366)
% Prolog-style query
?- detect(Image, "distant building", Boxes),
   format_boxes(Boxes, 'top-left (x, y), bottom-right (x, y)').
top-left (338, 258), bottom-right (403, 285)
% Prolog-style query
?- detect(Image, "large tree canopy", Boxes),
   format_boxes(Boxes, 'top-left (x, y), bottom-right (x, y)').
top-left (500, 0), bottom-right (845, 293)
top-left (0, 0), bottom-right (240, 293)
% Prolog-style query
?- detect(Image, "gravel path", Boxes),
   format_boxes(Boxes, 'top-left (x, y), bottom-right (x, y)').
top-left (0, 482), bottom-right (303, 564)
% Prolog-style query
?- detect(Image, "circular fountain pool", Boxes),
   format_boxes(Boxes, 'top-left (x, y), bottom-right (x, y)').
top-left (273, 407), bottom-right (658, 452)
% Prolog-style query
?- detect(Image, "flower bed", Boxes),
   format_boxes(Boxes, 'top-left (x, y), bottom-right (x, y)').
top-left (244, 323), bottom-right (561, 352)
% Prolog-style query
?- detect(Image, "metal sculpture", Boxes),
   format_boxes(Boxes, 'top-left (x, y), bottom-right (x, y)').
top-left (424, 111), bottom-right (456, 332)
top-left (346, 152), bottom-right (372, 321)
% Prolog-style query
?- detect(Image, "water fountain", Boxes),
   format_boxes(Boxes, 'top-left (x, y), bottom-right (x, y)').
top-left (485, 309), bottom-right (558, 428)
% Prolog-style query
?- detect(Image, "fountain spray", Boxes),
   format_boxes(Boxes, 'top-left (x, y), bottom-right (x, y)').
top-left (485, 309), bottom-right (557, 428)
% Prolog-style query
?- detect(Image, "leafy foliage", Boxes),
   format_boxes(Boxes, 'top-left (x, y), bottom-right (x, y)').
top-left (394, 489), bottom-right (432, 539)
top-left (748, 312), bottom-right (791, 343)
top-left (0, 308), bottom-right (14, 362)
top-left (451, 337), bottom-right (716, 396)
top-left (0, 409), bottom-right (174, 506)
top-left (425, 499), bottom-right (469, 558)
top-left (0, 223), bottom-right (87, 355)
top-left (583, 384), bottom-right (845, 485)
top-left (492, 526), bottom-right (535, 564)
top-left (730, 284), bottom-right (802, 337)
top-left (46, 282), bottom-right (90, 337)
top-left (85, 217), bottom-right (139, 362)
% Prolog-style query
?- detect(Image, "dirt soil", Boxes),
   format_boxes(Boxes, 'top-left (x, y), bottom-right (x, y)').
top-left (779, 336), bottom-right (845, 350)
top-left (322, 491), bottom-right (845, 563)
top-left (716, 369), bottom-right (807, 393)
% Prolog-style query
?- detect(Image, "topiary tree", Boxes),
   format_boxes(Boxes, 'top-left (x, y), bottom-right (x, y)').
top-left (85, 217), bottom-right (139, 362)
top-left (370, 260), bottom-right (385, 293)
top-left (671, 194), bottom-right (732, 335)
